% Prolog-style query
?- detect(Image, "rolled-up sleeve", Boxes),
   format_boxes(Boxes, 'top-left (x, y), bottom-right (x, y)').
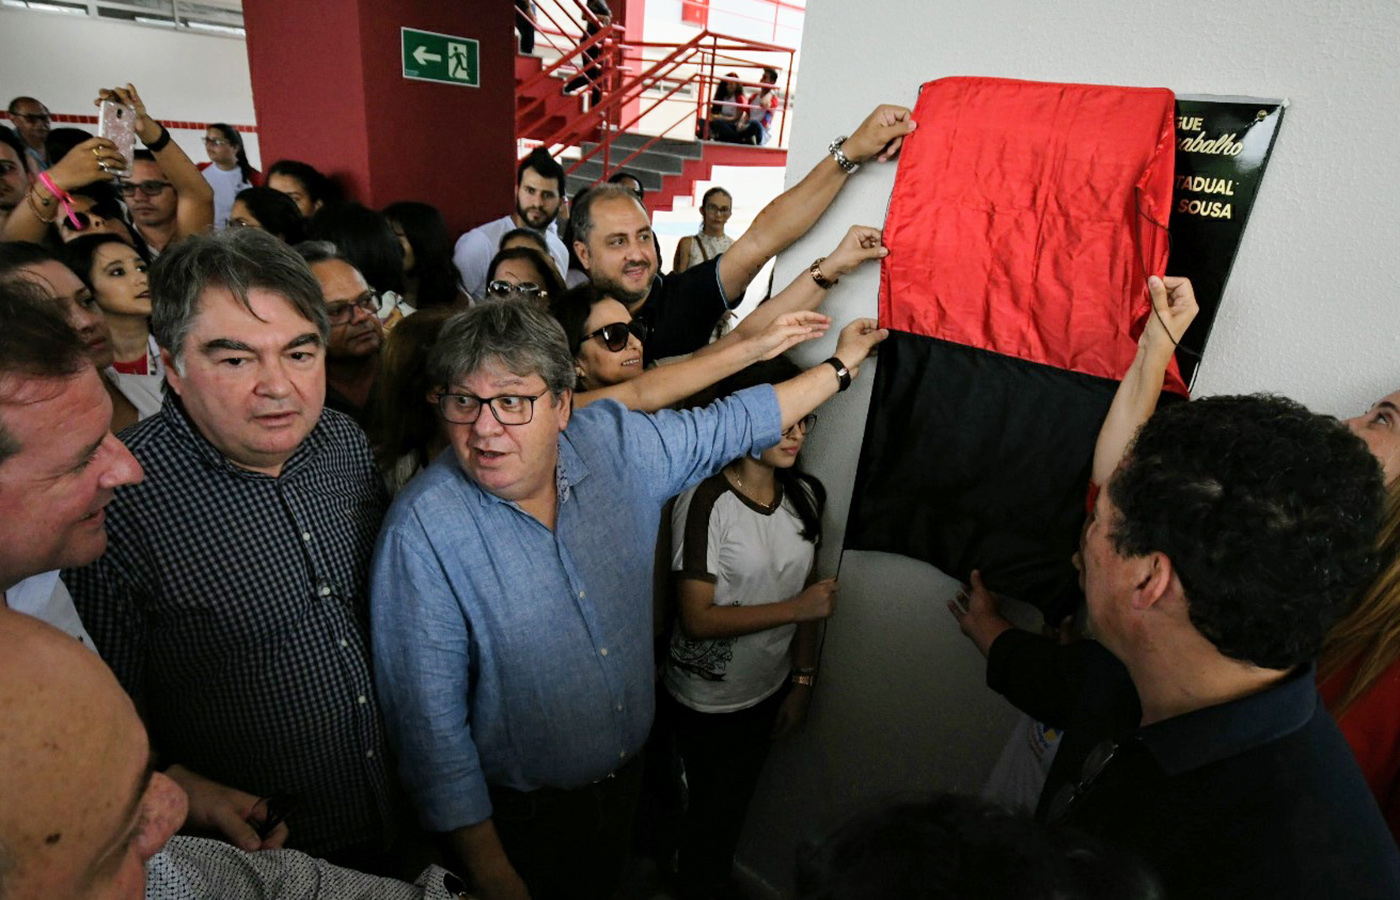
top-left (619, 384), bottom-right (782, 503)
top-left (370, 523), bottom-right (492, 831)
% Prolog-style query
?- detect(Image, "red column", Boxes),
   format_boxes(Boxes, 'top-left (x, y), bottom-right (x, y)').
top-left (242, 0), bottom-right (515, 235)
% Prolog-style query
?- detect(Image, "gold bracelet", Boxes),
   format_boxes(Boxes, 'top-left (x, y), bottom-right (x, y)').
top-left (25, 188), bottom-right (58, 223)
top-left (810, 256), bottom-right (838, 289)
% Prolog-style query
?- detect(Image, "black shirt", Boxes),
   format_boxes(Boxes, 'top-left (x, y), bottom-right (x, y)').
top-left (632, 254), bottom-right (740, 362)
top-left (988, 629), bottom-right (1400, 899)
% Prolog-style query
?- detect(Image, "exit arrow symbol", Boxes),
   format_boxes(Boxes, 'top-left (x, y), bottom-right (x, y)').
top-left (413, 45), bottom-right (441, 65)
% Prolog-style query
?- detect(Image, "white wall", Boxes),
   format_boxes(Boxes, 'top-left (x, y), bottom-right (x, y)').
top-left (737, 0), bottom-right (1400, 892)
top-left (0, 8), bottom-right (259, 167)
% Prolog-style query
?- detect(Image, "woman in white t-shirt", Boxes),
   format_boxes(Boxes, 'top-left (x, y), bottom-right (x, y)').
top-left (663, 357), bottom-right (837, 900)
top-left (198, 123), bottom-right (259, 230)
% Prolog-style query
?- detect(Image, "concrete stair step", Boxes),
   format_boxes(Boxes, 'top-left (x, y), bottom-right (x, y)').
top-left (566, 159), bottom-right (664, 192)
top-left (604, 131), bottom-right (703, 159)
top-left (579, 142), bottom-right (685, 175)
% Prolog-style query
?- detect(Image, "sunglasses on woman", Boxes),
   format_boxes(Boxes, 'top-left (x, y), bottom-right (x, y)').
top-left (487, 280), bottom-right (546, 300)
top-left (585, 319), bottom-right (648, 353)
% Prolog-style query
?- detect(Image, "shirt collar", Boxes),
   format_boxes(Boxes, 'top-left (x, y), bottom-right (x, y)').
top-left (1135, 662), bottom-right (1319, 776)
top-left (159, 392), bottom-right (324, 479)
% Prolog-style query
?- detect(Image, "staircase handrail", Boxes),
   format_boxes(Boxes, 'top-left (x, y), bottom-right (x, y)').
top-left (517, 29), bottom-right (795, 169)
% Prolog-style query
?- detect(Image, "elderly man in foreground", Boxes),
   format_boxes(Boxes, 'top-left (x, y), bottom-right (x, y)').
top-left (371, 300), bottom-right (886, 900)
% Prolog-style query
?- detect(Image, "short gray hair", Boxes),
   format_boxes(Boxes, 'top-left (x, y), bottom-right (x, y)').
top-left (149, 229), bottom-right (329, 365)
top-left (293, 239), bottom-right (348, 267)
top-left (569, 183), bottom-right (645, 247)
top-left (428, 299), bottom-right (576, 397)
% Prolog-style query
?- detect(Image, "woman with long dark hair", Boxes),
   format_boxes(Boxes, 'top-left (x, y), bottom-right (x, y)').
top-left (229, 187), bottom-right (306, 244)
top-left (705, 73), bottom-right (758, 144)
top-left (663, 356), bottom-right (835, 899)
top-left (384, 201), bottom-right (466, 308)
top-left (199, 123), bottom-right (260, 229)
top-left (60, 233), bottom-right (159, 377)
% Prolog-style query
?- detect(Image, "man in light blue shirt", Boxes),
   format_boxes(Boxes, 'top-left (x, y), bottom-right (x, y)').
top-left (370, 300), bottom-right (884, 900)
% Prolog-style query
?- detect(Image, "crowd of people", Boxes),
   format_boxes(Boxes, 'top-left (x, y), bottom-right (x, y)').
top-left (3, 79), bottom-right (1400, 900)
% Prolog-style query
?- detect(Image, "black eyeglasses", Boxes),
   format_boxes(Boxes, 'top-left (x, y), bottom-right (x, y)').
top-left (437, 392), bottom-right (542, 426)
top-left (783, 414), bottom-right (817, 438)
top-left (585, 320), bottom-right (647, 353)
top-left (326, 291), bottom-right (380, 325)
top-left (11, 112), bottom-right (50, 124)
top-left (1045, 738), bottom-right (1120, 822)
top-left (117, 180), bottom-right (173, 197)
top-left (703, 203), bottom-right (732, 215)
top-left (248, 792), bottom-right (298, 840)
top-left (487, 279), bottom-right (546, 300)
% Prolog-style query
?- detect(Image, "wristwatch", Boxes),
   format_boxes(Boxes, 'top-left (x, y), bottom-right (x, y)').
top-left (828, 135), bottom-right (861, 174)
top-left (810, 256), bottom-right (838, 289)
top-left (823, 357), bottom-right (851, 392)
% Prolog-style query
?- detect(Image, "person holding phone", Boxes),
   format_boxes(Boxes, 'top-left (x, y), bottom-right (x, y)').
top-left (2, 85), bottom-right (213, 256)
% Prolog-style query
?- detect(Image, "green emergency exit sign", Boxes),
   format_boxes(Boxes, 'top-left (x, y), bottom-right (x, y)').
top-left (401, 27), bottom-right (479, 87)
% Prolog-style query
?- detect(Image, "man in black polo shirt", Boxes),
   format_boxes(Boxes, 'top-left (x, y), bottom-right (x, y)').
top-left (953, 395), bottom-right (1400, 899)
top-left (572, 103), bottom-right (916, 361)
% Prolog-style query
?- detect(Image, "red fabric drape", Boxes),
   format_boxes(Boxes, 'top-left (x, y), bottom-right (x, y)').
top-left (879, 76), bottom-right (1184, 393)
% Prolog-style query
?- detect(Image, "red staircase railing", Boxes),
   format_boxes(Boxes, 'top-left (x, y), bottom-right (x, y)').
top-left (516, 1), bottom-right (795, 188)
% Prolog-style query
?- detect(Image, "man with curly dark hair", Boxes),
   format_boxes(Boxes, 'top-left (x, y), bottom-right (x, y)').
top-left (954, 394), bottom-right (1400, 899)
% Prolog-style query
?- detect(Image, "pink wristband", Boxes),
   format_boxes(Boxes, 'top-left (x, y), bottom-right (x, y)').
top-left (36, 172), bottom-right (83, 232)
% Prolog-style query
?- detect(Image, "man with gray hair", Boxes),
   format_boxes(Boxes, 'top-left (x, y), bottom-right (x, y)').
top-left (371, 300), bottom-right (887, 900)
top-left (66, 228), bottom-right (401, 866)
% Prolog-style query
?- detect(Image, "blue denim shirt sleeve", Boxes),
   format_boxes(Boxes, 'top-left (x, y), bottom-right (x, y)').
top-left (614, 383), bottom-right (782, 503)
top-left (371, 520), bottom-right (492, 830)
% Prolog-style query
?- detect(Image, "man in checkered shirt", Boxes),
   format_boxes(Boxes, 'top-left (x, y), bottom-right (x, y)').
top-left (65, 229), bottom-right (400, 866)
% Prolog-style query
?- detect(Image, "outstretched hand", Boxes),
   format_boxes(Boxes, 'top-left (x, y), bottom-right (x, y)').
top-left (832, 318), bottom-right (890, 379)
top-left (846, 104), bottom-right (917, 164)
top-left (753, 311), bottom-right (832, 360)
top-left (947, 570), bottom-right (1013, 658)
top-left (824, 225), bottom-right (888, 279)
top-left (1141, 275), bottom-right (1199, 361)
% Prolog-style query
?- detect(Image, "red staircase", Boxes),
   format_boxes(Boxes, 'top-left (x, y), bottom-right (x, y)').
top-left (513, 5), bottom-right (791, 212)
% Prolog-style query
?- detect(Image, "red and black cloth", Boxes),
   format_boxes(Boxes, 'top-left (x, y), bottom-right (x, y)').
top-left (846, 77), bottom-right (1184, 621)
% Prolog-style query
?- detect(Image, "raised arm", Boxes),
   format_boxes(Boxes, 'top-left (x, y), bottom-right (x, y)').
top-left (99, 83), bottom-right (214, 241)
top-left (1, 135), bottom-right (121, 242)
top-left (1091, 276), bottom-right (1199, 485)
top-left (697, 224), bottom-right (886, 362)
top-left (576, 310), bottom-right (830, 412)
top-left (771, 318), bottom-right (888, 430)
top-left (715, 104), bottom-right (916, 299)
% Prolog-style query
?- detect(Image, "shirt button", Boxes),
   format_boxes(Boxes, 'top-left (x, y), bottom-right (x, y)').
top-left (302, 532), bottom-right (312, 542)
top-left (357, 695), bottom-right (368, 705)
top-left (579, 590), bottom-right (586, 599)
top-left (618, 751), bottom-right (626, 759)
top-left (615, 703), bottom-right (623, 712)
top-left (339, 639), bottom-right (349, 649)
top-left (319, 585), bottom-right (331, 596)
top-left (599, 648), bottom-right (608, 656)
top-left (366, 750), bottom-right (375, 759)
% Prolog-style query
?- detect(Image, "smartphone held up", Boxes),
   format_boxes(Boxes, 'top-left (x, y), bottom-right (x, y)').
top-left (97, 99), bottom-right (136, 178)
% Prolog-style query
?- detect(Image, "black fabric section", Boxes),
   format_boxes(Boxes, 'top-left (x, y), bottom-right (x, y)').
top-left (845, 331), bottom-right (1119, 623)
